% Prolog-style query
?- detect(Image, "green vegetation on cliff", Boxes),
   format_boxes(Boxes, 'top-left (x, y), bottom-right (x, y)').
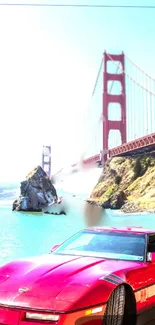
top-left (90, 155), bottom-right (155, 212)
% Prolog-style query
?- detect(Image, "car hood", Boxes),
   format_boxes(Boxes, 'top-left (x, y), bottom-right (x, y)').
top-left (0, 254), bottom-right (144, 311)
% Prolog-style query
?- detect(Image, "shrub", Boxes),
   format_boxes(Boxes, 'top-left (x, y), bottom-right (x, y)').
top-left (115, 175), bottom-right (122, 185)
top-left (133, 157), bottom-right (141, 179)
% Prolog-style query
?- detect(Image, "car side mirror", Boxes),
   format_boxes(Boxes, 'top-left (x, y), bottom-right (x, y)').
top-left (147, 252), bottom-right (155, 262)
top-left (50, 244), bottom-right (60, 252)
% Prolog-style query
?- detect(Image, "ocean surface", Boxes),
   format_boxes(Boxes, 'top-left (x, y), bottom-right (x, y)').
top-left (1, 169), bottom-right (155, 267)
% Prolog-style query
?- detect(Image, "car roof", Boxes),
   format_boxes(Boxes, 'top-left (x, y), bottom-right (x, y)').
top-left (85, 226), bottom-right (154, 235)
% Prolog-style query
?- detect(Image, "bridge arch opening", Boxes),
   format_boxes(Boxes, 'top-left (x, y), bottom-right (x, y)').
top-left (108, 80), bottom-right (122, 95)
top-left (108, 103), bottom-right (121, 121)
top-left (107, 60), bottom-right (122, 74)
top-left (108, 130), bottom-right (122, 149)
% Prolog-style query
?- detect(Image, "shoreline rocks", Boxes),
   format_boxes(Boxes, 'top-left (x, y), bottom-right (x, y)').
top-left (89, 155), bottom-right (155, 213)
top-left (120, 201), bottom-right (142, 213)
top-left (103, 190), bottom-right (127, 210)
top-left (43, 197), bottom-right (67, 216)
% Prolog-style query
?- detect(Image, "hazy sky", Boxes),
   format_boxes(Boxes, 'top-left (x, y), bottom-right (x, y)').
top-left (0, 0), bottom-right (155, 181)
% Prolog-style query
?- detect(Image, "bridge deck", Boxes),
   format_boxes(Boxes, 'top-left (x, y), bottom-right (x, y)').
top-left (109, 133), bottom-right (155, 157)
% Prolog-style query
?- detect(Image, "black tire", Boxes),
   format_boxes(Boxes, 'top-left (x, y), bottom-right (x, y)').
top-left (103, 285), bottom-right (125, 325)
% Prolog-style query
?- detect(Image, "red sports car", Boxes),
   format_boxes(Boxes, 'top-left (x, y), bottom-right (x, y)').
top-left (0, 226), bottom-right (155, 325)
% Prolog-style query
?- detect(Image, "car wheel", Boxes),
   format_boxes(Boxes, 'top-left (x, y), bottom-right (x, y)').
top-left (103, 285), bottom-right (125, 325)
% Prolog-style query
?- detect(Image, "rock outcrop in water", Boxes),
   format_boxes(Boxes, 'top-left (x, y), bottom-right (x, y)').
top-left (89, 155), bottom-right (155, 213)
top-left (12, 166), bottom-right (58, 212)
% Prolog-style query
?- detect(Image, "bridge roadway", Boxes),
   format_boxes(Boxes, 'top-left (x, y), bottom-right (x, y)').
top-left (110, 132), bottom-right (155, 157)
top-left (75, 133), bottom-right (155, 168)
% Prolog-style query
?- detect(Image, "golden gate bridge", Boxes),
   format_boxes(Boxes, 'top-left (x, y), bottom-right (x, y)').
top-left (42, 51), bottom-right (155, 177)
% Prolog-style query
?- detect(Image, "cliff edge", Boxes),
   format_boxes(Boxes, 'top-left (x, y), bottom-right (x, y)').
top-left (89, 155), bottom-right (155, 213)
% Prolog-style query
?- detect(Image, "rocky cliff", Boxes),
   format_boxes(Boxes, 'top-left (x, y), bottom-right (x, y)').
top-left (89, 155), bottom-right (155, 213)
top-left (12, 166), bottom-right (58, 212)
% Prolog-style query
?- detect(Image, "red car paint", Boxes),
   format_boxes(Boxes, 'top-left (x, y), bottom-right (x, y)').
top-left (0, 226), bottom-right (154, 324)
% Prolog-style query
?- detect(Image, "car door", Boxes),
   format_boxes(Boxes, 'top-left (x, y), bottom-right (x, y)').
top-left (126, 263), bottom-right (148, 313)
top-left (143, 234), bottom-right (155, 309)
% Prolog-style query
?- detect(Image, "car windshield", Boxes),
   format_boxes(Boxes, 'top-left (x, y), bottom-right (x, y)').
top-left (52, 230), bottom-right (146, 262)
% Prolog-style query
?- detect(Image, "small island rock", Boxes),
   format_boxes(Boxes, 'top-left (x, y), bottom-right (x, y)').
top-left (12, 166), bottom-right (57, 212)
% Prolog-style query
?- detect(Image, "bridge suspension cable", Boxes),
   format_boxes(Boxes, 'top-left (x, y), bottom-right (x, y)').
top-left (0, 3), bottom-right (155, 9)
top-left (125, 55), bottom-right (155, 140)
top-left (106, 53), bottom-right (155, 142)
top-left (78, 57), bottom-right (103, 164)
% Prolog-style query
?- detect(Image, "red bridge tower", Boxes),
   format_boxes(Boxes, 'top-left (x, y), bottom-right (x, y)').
top-left (103, 51), bottom-right (126, 163)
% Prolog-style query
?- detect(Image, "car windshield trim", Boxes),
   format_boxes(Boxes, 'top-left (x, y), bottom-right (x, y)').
top-left (54, 252), bottom-right (144, 262)
top-left (52, 230), bottom-right (146, 262)
top-left (54, 251), bottom-right (143, 261)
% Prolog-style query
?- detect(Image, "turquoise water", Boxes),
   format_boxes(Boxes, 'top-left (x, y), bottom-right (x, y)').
top-left (1, 188), bottom-right (155, 266)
